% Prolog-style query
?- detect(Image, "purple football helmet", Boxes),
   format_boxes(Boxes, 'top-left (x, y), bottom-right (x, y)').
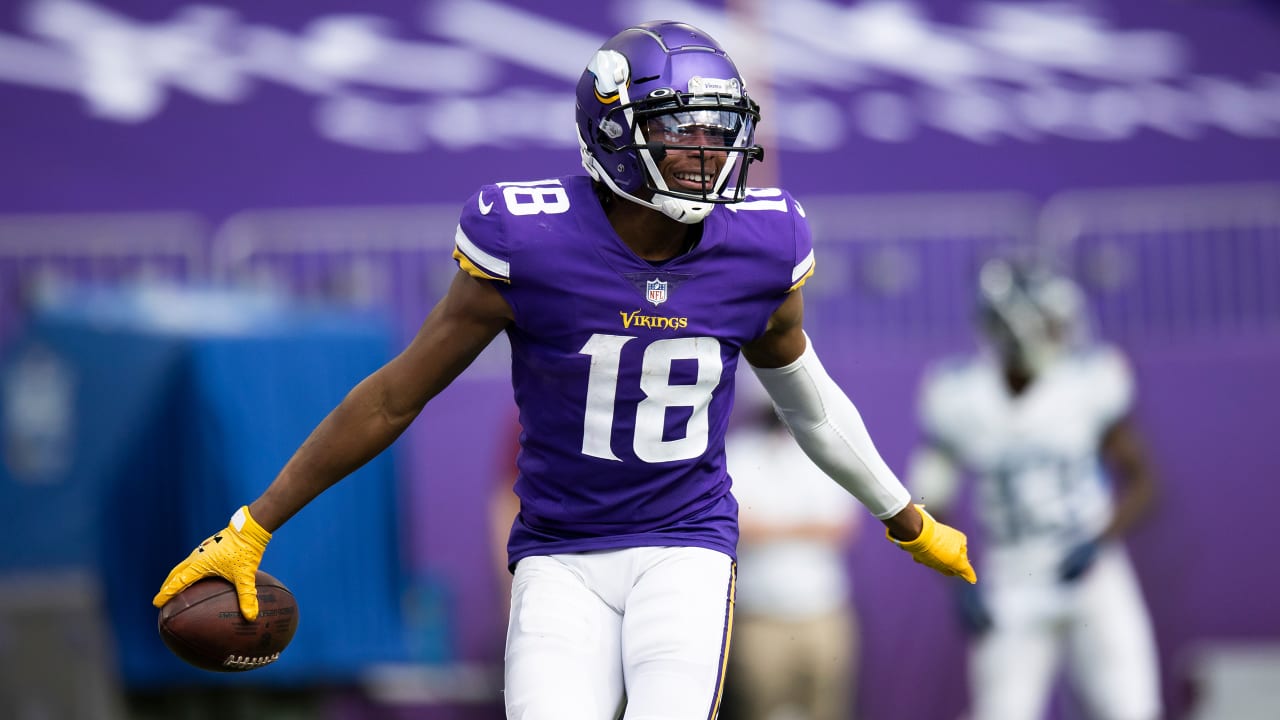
top-left (575, 21), bottom-right (764, 223)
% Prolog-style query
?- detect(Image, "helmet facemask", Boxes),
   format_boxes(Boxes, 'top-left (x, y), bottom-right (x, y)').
top-left (618, 92), bottom-right (761, 216)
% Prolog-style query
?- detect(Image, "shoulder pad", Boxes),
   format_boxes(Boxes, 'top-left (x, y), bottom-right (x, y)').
top-left (453, 178), bottom-right (581, 283)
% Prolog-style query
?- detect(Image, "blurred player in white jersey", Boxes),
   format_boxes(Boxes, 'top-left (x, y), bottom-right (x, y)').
top-left (907, 259), bottom-right (1162, 720)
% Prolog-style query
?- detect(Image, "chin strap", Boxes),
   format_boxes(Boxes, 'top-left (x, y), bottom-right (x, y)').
top-left (657, 196), bottom-right (713, 224)
top-left (599, 168), bottom-right (713, 223)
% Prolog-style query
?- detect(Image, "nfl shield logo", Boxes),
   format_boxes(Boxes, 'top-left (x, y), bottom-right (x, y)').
top-left (645, 278), bottom-right (668, 306)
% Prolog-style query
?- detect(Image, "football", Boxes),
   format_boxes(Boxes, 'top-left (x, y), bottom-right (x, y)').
top-left (157, 570), bottom-right (299, 672)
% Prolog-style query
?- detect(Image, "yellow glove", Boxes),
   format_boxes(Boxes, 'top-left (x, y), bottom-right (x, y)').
top-left (886, 504), bottom-right (977, 584)
top-left (152, 506), bottom-right (272, 620)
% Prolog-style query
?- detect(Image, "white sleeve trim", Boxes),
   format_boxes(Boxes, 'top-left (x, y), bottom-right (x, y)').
top-left (791, 249), bottom-right (815, 284)
top-left (454, 225), bottom-right (510, 280)
top-left (749, 334), bottom-right (911, 519)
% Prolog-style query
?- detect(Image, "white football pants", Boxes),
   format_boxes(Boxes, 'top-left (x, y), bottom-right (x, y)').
top-left (503, 546), bottom-right (736, 720)
top-left (970, 546), bottom-right (1162, 720)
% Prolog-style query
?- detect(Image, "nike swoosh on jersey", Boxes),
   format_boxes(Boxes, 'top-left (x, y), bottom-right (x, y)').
top-left (478, 192), bottom-right (494, 215)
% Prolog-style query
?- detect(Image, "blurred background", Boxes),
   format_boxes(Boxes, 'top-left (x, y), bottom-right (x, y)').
top-left (1, 0), bottom-right (1277, 718)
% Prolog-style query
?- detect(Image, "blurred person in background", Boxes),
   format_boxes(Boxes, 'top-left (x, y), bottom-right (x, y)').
top-left (490, 416), bottom-right (522, 610)
top-left (723, 373), bottom-right (862, 720)
top-left (152, 20), bottom-right (976, 719)
top-left (907, 258), bottom-right (1161, 720)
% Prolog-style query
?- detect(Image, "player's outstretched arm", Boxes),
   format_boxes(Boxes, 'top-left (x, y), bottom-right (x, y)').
top-left (248, 270), bottom-right (513, 531)
top-left (742, 290), bottom-right (976, 583)
top-left (153, 270), bottom-right (514, 618)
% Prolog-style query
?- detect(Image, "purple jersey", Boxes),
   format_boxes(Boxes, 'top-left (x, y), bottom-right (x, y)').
top-left (453, 176), bottom-right (815, 568)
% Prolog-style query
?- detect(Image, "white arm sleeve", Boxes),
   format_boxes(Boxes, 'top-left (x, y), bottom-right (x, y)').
top-left (749, 334), bottom-right (911, 519)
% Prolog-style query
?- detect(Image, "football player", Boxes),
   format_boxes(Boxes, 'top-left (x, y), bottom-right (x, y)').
top-left (154, 21), bottom-right (975, 719)
top-left (908, 259), bottom-right (1162, 720)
